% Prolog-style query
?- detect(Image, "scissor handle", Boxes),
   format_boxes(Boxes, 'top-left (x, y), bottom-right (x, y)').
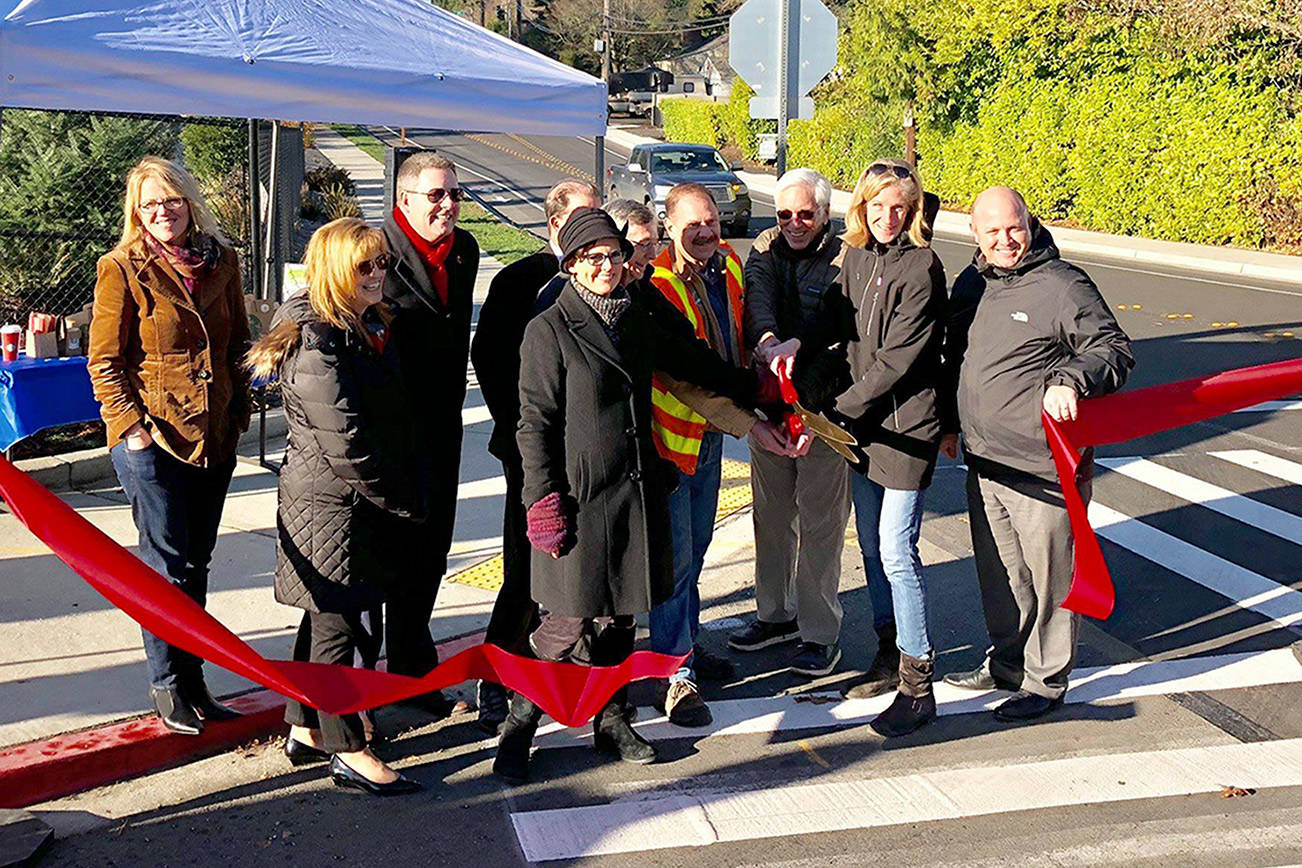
top-left (775, 362), bottom-right (800, 406)
top-left (783, 410), bottom-right (805, 442)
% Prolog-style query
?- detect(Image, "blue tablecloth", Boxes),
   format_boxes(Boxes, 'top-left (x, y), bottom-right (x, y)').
top-left (0, 354), bottom-right (101, 451)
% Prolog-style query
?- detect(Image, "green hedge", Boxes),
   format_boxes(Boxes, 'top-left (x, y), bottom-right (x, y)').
top-left (660, 97), bottom-right (726, 148)
top-left (923, 69), bottom-right (1291, 245)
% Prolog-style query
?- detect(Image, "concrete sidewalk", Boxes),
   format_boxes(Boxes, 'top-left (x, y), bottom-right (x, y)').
top-left (604, 127), bottom-right (1302, 286)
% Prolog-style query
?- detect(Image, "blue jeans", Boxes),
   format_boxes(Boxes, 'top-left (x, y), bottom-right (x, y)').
top-left (650, 432), bottom-right (723, 683)
top-left (111, 442), bottom-right (236, 689)
top-left (850, 472), bottom-right (930, 659)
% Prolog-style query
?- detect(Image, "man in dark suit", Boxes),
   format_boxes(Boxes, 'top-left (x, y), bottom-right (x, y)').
top-left (469, 179), bottom-right (600, 731)
top-left (382, 152), bottom-right (480, 715)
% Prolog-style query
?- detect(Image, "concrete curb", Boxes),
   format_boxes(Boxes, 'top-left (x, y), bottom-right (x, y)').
top-left (14, 408), bottom-right (288, 494)
top-left (604, 127), bottom-right (1302, 287)
top-left (0, 631), bottom-right (486, 809)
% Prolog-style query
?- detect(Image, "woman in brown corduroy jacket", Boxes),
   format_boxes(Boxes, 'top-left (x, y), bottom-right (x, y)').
top-left (87, 156), bottom-right (251, 736)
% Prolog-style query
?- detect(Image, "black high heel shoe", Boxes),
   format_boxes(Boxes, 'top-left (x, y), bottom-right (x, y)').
top-left (283, 737), bottom-right (330, 767)
top-left (329, 755), bottom-right (422, 796)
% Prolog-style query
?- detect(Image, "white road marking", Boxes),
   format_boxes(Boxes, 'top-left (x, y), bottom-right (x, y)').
top-left (1098, 457), bottom-right (1302, 544)
top-left (1233, 400), bottom-right (1302, 412)
top-left (456, 474), bottom-right (506, 500)
top-left (1212, 449), bottom-right (1302, 486)
top-left (1090, 501), bottom-right (1302, 629)
top-left (534, 647), bottom-right (1302, 747)
top-left (462, 404), bottom-right (494, 426)
top-left (511, 737), bottom-right (1302, 861)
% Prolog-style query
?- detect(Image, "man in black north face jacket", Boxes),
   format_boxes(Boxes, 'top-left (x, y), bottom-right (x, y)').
top-left (942, 186), bottom-right (1134, 722)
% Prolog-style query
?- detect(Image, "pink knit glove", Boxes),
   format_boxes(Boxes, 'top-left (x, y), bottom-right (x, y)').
top-left (526, 492), bottom-right (574, 557)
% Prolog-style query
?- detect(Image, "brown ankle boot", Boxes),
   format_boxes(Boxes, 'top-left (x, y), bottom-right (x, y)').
top-left (870, 653), bottom-right (936, 738)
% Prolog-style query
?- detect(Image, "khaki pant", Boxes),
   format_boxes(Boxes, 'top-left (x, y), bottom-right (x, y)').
top-left (966, 468), bottom-right (1091, 699)
top-left (749, 435), bottom-right (851, 646)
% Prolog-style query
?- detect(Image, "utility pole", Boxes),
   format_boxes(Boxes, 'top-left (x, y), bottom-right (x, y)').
top-left (601, 0), bottom-right (612, 85)
top-left (514, 0), bottom-right (522, 41)
top-left (478, 0), bottom-right (485, 27)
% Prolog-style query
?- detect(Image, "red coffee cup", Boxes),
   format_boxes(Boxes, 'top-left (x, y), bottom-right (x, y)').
top-left (1, 324), bottom-right (21, 362)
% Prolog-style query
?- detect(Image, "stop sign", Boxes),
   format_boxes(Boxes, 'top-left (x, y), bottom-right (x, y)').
top-left (728, 0), bottom-right (838, 120)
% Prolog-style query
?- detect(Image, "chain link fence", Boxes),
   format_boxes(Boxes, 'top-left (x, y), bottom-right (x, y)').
top-left (0, 108), bottom-right (254, 324)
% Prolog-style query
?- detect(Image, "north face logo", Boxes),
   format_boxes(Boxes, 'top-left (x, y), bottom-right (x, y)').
top-left (1011, 311), bottom-right (1029, 323)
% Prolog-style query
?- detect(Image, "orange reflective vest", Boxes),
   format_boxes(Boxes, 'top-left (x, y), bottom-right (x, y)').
top-left (649, 242), bottom-right (746, 475)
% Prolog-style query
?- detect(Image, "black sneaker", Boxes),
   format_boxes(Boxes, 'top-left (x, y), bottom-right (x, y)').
top-left (692, 645), bottom-right (736, 682)
top-left (790, 642), bottom-right (841, 677)
top-left (728, 618), bottom-right (800, 652)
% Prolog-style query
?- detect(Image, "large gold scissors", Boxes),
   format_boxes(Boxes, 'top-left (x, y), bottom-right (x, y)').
top-left (776, 366), bottom-right (860, 464)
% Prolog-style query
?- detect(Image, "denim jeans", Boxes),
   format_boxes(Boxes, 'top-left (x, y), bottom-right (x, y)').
top-left (650, 431), bottom-right (723, 683)
top-left (850, 472), bottom-right (930, 659)
top-left (111, 442), bottom-right (235, 688)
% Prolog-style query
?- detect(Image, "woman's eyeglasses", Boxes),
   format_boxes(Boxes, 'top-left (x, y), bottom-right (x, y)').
top-left (404, 187), bottom-right (465, 205)
top-left (138, 197), bottom-right (186, 214)
top-left (576, 250), bottom-right (626, 268)
top-left (776, 208), bottom-right (817, 222)
top-left (866, 163), bottom-right (912, 180)
top-left (357, 254), bottom-right (391, 276)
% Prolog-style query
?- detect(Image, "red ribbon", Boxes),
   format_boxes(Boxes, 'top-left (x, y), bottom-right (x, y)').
top-left (1043, 357), bottom-right (1302, 620)
top-left (0, 456), bottom-right (685, 726)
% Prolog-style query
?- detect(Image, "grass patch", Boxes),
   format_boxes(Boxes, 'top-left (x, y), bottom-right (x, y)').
top-left (326, 124), bottom-right (540, 265)
top-left (330, 123), bottom-right (386, 162)
top-left (458, 201), bottom-right (542, 265)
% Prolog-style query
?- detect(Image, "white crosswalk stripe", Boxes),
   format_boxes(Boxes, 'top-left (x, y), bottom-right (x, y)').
top-left (1212, 448), bottom-right (1302, 486)
top-left (1098, 457), bottom-right (1302, 544)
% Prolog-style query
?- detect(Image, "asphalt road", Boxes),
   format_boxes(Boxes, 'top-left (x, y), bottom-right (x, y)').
top-left (36, 127), bottom-right (1302, 867)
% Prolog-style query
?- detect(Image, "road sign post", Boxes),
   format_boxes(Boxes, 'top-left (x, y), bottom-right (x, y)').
top-left (729, 0), bottom-right (836, 175)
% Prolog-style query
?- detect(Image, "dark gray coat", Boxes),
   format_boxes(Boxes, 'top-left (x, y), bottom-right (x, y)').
top-left (517, 281), bottom-right (753, 618)
top-left (808, 237), bottom-right (947, 491)
top-left (270, 296), bottom-right (425, 614)
top-left (945, 224), bottom-right (1134, 481)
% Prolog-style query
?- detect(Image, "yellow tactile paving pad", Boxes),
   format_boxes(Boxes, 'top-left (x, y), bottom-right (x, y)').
top-left (447, 458), bottom-right (756, 593)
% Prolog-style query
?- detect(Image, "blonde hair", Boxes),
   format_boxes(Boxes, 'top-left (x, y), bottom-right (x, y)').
top-left (842, 159), bottom-right (930, 249)
top-left (303, 217), bottom-right (391, 335)
top-left (245, 218), bottom-right (390, 381)
top-left (117, 156), bottom-right (225, 253)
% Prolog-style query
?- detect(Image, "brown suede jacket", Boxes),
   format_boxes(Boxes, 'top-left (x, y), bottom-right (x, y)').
top-left (87, 243), bottom-right (252, 467)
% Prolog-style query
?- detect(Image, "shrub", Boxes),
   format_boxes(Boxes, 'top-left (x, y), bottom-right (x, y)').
top-left (180, 122), bottom-right (246, 185)
top-left (660, 97), bottom-right (725, 148)
top-left (787, 100), bottom-right (904, 187)
top-left (0, 110), bottom-right (179, 320)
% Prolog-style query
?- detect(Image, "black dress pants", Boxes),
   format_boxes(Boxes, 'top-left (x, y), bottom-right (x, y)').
top-left (385, 460), bottom-right (457, 678)
top-left (284, 609), bottom-right (381, 753)
top-left (484, 460), bottom-right (539, 652)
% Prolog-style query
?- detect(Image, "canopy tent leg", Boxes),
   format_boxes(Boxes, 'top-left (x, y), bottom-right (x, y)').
top-left (595, 135), bottom-right (605, 199)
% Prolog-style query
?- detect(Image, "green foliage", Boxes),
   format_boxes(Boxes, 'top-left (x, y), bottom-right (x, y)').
top-left (718, 81), bottom-right (776, 161)
top-left (660, 97), bottom-right (726, 148)
top-left (787, 100), bottom-right (905, 188)
top-left (0, 109), bottom-right (179, 320)
top-left (180, 122), bottom-right (245, 184)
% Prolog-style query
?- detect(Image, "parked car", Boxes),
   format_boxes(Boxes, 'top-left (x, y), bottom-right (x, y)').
top-left (607, 143), bottom-right (751, 237)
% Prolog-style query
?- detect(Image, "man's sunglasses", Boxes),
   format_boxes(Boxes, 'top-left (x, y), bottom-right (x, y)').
top-left (776, 208), bottom-right (817, 222)
top-left (404, 187), bottom-right (465, 205)
top-left (357, 254), bottom-right (391, 276)
top-left (866, 163), bottom-right (912, 180)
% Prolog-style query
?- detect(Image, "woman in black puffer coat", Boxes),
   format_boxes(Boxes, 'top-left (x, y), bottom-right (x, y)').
top-left (247, 217), bottom-right (424, 796)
